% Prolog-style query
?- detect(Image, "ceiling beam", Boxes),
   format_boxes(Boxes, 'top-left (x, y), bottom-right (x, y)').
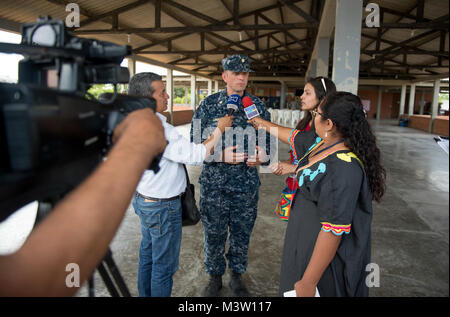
top-left (139, 48), bottom-right (309, 55)
top-left (361, 32), bottom-right (442, 55)
top-left (78, 0), bottom-right (152, 28)
top-left (362, 29), bottom-right (443, 67)
top-left (258, 12), bottom-right (310, 49)
top-left (133, 54), bottom-right (214, 79)
top-left (362, 2), bottom-right (420, 51)
top-left (130, 0), bottom-right (305, 53)
top-left (411, 72), bottom-right (450, 83)
top-left (277, 0), bottom-right (318, 25)
top-left (164, 0), bottom-right (223, 25)
top-left (233, 0), bottom-right (240, 26)
top-left (364, 21), bottom-right (448, 30)
top-left (219, 0), bottom-right (252, 40)
top-left (73, 23), bottom-right (314, 35)
top-left (45, 1), bottom-right (223, 79)
top-left (155, 0), bottom-right (161, 28)
top-left (363, 49), bottom-right (449, 58)
top-left (45, 0), bottom-right (162, 54)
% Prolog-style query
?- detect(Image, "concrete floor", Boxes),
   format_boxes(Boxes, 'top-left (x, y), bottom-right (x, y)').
top-left (1, 120), bottom-right (447, 297)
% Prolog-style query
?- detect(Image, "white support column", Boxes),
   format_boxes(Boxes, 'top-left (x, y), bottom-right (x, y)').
top-left (430, 79), bottom-right (441, 132)
top-left (408, 83), bottom-right (416, 117)
top-left (419, 90), bottom-right (426, 115)
top-left (376, 86), bottom-right (382, 120)
top-left (306, 0), bottom-right (335, 79)
top-left (127, 55), bottom-right (137, 78)
top-left (214, 80), bottom-right (219, 93)
top-left (166, 69), bottom-right (174, 124)
top-left (332, 0), bottom-right (362, 94)
top-left (307, 37), bottom-right (331, 79)
top-left (184, 86), bottom-right (189, 105)
top-left (308, 59), bottom-right (317, 79)
top-left (280, 81), bottom-right (286, 109)
top-left (316, 38), bottom-right (330, 78)
top-left (207, 79), bottom-right (212, 96)
top-left (399, 83), bottom-right (407, 118)
top-left (190, 75), bottom-right (197, 111)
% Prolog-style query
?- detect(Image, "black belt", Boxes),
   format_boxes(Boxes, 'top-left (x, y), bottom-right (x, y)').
top-left (136, 191), bottom-right (182, 202)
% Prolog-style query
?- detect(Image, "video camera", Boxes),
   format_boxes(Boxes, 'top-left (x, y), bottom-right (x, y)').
top-left (0, 16), bottom-right (162, 223)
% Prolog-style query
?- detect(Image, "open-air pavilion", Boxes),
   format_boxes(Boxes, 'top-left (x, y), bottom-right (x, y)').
top-left (0, 0), bottom-right (448, 297)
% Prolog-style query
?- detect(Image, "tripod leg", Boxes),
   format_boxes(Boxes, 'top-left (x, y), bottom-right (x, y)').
top-left (97, 261), bottom-right (120, 297)
top-left (88, 276), bottom-right (95, 297)
top-left (103, 249), bottom-right (131, 297)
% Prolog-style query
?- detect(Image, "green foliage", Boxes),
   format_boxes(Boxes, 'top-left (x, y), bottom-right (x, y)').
top-left (85, 84), bottom-right (212, 106)
top-left (174, 87), bottom-right (185, 98)
top-left (173, 96), bottom-right (186, 104)
top-left (87, 84), bottom-right (115, 99)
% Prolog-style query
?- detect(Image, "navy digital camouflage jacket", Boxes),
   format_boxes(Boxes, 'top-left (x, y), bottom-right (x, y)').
top-left (190, 89), bottom-right (276, 192)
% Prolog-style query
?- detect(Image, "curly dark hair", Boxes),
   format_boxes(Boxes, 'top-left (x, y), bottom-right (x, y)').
top-left (320, 92), bottom-right (386, 202)
top-left (296, 76), bottom-right (336, 131)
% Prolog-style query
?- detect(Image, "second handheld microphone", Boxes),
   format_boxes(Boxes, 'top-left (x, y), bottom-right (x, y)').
top-left (226, 94), bottom-right (241, 116)
top-left (242, 96), bottom-right (260, 120)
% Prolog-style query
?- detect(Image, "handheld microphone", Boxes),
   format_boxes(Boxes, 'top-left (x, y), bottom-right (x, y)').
top-left (226, 94), bottom-right (240, 116)
top-left (242, 96), bottom-right (260, 120)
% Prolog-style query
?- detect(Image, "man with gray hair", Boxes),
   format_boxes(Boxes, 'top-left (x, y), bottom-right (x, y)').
top-left (128, 72), bottom-right (233, 297)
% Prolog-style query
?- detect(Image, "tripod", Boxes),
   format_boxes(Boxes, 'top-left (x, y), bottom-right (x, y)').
top-left (36, 201), bottom-right (131, 297)
top-left (88, 248), bottom-right (131, 297)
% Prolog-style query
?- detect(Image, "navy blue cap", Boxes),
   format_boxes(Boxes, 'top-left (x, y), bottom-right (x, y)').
top-left (221, 54), bottom-right (254, 72)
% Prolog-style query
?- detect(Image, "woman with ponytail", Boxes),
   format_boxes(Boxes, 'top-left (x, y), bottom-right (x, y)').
top-left (249, 77), bottom-right (336, 221)
top-left (250, 76), bottom-right (336, 168)
top-left (278, 92), bottom-right (386, 297)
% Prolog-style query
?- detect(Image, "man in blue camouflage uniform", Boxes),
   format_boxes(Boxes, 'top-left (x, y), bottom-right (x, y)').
top-left (190, 55), bottom-right (275, 296)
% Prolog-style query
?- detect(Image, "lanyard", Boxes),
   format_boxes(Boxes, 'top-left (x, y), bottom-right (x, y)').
top-left (295, 140), bottom-right (344, 172)
top-left (310, 140), bottom-right (344, 158)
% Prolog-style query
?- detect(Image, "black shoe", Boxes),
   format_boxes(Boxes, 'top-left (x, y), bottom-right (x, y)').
top-left (229, 271), bottom-right (250, 297)
top-left (202, 275), bottom-right (222, 297)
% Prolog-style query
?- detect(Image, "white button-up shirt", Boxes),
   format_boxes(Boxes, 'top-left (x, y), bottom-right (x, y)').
top-left (136, 112), bottom-right (207, 198)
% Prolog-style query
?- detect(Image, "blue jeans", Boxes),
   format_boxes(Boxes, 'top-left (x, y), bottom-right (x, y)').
top-left (132, 194), bottom-right (182, 297)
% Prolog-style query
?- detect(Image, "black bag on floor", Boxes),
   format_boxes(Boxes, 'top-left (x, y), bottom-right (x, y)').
top-left (181, 164), bottom-right (200, 226)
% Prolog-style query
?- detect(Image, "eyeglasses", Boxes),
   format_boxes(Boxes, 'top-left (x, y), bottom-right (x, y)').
top-left (311, 109), bottom-right (325, 118)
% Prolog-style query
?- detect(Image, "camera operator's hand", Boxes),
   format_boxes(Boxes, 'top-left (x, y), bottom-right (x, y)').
top-left (112, 108), bottom-right (167, 156)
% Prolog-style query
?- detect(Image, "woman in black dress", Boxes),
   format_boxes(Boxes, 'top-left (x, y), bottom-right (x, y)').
top-left (278, 92), bottom-right (386, 297)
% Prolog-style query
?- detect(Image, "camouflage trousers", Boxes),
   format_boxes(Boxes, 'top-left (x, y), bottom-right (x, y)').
top-left (199, 185), bottom-right (258, 276)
